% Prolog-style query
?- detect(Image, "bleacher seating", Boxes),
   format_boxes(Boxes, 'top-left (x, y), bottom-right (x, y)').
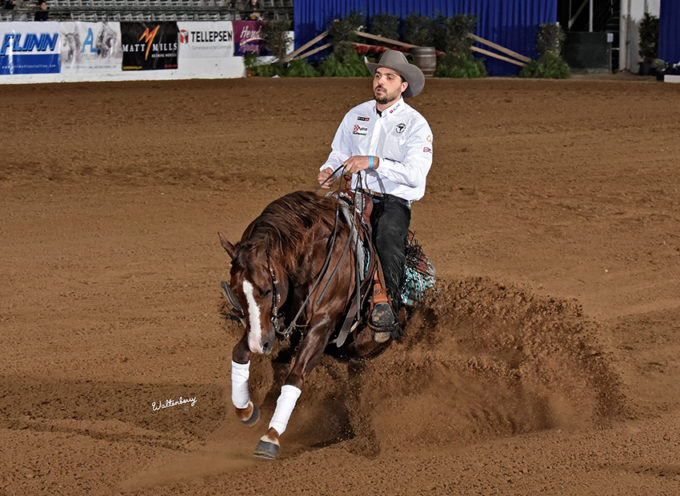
top-left (1, 0), bottom-right (294, 22)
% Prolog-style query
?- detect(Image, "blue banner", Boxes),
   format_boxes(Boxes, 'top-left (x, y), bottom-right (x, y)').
top-left (0, 53), bottom-right (59, 74)
top-left (0, 22), bottom-right (61, 75)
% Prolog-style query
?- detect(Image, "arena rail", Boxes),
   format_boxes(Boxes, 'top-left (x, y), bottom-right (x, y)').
top-left (0, 19), bottom-right (293, 84)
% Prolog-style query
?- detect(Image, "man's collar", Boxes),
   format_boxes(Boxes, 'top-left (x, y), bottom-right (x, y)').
top-left (374, 98), bottom-right (404, 117)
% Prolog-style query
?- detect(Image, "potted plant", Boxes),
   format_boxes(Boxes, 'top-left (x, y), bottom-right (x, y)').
top-left (519, 23), bottom-right (570, 79)
top-left (638, 12), bottom-right (658, 75)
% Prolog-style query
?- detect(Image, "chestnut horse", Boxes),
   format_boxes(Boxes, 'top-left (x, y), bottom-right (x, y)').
top-left (219, 190), bottom-right (391, 459)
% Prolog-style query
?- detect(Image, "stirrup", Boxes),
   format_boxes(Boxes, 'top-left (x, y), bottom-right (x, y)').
top-left (370, 302), bottom-right (395, 327)
top-left (370, 302), bottom-right (401, 343)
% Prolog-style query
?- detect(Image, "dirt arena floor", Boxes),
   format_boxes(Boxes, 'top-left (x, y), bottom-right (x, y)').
top-left (1, 76), bottom-right (679, 495)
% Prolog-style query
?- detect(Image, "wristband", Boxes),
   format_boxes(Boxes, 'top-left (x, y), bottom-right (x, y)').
top-left (368, 156), bottom-right (374, 169)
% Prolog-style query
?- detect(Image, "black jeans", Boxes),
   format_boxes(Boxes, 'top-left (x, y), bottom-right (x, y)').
top-left (370, 194), bottom-right (411, 312)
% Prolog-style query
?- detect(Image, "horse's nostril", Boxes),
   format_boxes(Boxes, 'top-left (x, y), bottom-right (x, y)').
top-left (263, 342), bottom-right (270, 352)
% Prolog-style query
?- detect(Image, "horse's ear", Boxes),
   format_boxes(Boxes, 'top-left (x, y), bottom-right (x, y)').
top-left (218, 232), bottom-right (236, 259)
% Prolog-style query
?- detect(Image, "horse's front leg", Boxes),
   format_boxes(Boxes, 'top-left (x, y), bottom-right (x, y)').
top-left (231, 333), bottom-right (260, 426)
top-left (253, 316), bottom-right (333, 460)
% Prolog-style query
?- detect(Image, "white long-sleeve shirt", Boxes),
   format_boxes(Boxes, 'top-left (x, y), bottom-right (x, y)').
top-left (321, 98), bottom-right (433, 202)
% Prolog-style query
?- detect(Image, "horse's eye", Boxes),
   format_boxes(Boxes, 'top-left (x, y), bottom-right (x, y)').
top-left (261, 289), bottom-right (272, 297)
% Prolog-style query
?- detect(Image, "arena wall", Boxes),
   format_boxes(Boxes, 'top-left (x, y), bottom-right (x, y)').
top-left (0, 20), bottom-right (290, 84)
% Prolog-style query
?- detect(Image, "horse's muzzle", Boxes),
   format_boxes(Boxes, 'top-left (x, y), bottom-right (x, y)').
top-left (249, 334), bottom-right (275, 355)
top-left (261, 339), bottom-right (273, 355)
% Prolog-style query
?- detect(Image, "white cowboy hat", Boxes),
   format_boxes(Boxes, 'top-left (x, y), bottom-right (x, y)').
top-left (365, 49), bottom-right (425, 98)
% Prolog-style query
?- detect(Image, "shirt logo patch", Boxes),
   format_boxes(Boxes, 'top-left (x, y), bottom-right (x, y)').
top-left (353, 124), bottom-right (368, 136)
top-left (357, 116), bottom-right (370, 121)
top-left (396, 123), bottom-right (406, 134)
top-left (423, 147), bottom-right (432, 153)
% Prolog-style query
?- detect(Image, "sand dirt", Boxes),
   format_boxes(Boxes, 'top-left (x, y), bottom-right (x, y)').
top-left (1, 77), bottom-right (679, 495)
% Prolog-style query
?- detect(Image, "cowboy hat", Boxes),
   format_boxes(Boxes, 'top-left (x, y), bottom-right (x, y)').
top-left (365, 49), bottom-right (425, 98)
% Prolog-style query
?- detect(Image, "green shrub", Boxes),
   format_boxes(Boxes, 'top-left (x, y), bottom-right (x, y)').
top-left (251, 62), bottom-right (284, 77)
top-left (262, 19), bottom-right (291, 60)
top-left (519, 24), bottom-right (570, 79)
top-left (242, 51), bottom-right (258, 70)
top-left (319, 52), bottom-right (371, 77)
top-left (328, 12), bottom-right (366, 61)
top-left (371, 14), bottom-right (400, 41)
top-left (518, 51), bottom-right (570, 78)
top-left (536, 23), bottom-right (565, 56)
top-left (403, 13), bottom-right (436, 47)
top-left (435, 53), bottom-right (487, 78)
top-left (285, 58), bottom-right (318, 77)
top-left (435, 14), bottom-right (477, 56)
top-left (638, 12), bottom-right (659, 61)
top-left (427, 14), bottom-right (486, 78)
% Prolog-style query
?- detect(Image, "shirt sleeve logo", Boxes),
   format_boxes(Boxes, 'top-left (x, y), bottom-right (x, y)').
top-left (353, 124), bottom-right (368, 136)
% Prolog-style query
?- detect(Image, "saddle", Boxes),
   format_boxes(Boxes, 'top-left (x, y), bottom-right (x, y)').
top-left (329, 174), bottom-right (399, 347)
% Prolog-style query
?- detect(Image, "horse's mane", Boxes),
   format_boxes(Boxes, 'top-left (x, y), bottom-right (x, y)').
top-left (236, 191), bottom-right (338, 271)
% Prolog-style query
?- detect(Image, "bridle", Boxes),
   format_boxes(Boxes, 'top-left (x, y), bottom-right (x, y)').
top-left (265, 238), bottom-right (285, 337)
top-left (225, 165), bottom-right (364, 341)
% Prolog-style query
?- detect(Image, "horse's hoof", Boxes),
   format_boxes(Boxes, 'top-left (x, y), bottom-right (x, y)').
top-left (240, 402), bottom-right (260, 426)
top-left (253, 435), bottom-right (279, 460)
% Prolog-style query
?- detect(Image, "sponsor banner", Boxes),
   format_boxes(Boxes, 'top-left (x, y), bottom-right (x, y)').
top-left (178, 21), bottom-right (233, 59)
top-left (60, 22), bottom-right (122, 73)
top-left (232, 21), bottom-right (268, 56)
top-left (121, 22), bottom-right (178, 71)
top-left (0, 22), bottom-right (60, 75)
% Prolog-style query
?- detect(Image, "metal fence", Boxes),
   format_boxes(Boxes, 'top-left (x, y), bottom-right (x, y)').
top-left (0, 1), bottom-right (293, 22)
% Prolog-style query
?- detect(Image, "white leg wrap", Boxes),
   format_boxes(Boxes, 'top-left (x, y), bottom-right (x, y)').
top-left (231, 360), bottom-right (251, 409)
top-left (268, 384), bottom-right (302, 436)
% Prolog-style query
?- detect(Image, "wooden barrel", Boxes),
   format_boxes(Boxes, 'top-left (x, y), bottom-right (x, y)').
top-left (412, 46), bottom-right (437, 77)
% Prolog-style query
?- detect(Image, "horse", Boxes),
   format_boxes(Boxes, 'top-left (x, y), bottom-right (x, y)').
top-left (219, 190), bottom-right (433, 459)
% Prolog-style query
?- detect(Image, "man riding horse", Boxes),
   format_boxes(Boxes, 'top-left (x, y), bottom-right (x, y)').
top-left (318, 49), bottom-right (434, 343)
top-left (222, 50), bottom-right (434, 460)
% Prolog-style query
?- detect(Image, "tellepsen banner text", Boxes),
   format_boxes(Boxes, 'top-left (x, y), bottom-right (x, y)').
top-left (178, 21), bottom-right (234, 60)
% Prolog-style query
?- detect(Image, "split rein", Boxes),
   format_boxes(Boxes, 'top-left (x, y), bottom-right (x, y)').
top-left (265, 165), bottom-right (364, 340)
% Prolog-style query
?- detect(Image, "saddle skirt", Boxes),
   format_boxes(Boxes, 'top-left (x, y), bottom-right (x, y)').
top-left (334, 192), bottom-right (436, 307)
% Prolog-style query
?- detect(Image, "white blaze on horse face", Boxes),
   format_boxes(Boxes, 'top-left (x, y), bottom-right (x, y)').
top-left (242, 280), bottom-right (265, 354)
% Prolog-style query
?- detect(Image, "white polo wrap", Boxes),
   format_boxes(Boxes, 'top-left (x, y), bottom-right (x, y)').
top-left (231, 360), bottom-right (251, 409)
top-left (268, 384), bottom-right (302, 436)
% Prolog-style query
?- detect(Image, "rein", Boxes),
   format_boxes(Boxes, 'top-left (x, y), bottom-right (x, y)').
top-left (265, 237), bottom-right (284, 336)
top-left (230, 166), bottom-right (367, 342)
top-left (275, 168), bottom-right (359, 340)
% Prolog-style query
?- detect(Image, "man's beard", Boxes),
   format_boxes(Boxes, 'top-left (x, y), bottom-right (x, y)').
top-left (373, 86), bottom-right (394, 105)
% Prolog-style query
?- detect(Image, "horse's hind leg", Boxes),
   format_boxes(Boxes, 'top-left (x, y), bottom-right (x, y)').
top-left (231, 334), bottom-right (259, 426)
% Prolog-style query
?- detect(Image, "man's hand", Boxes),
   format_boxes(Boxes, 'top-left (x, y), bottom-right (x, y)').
top-left (318, 167), bottom-right (335, 189)
top-left (343, 155), bottom-right (379, 174)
